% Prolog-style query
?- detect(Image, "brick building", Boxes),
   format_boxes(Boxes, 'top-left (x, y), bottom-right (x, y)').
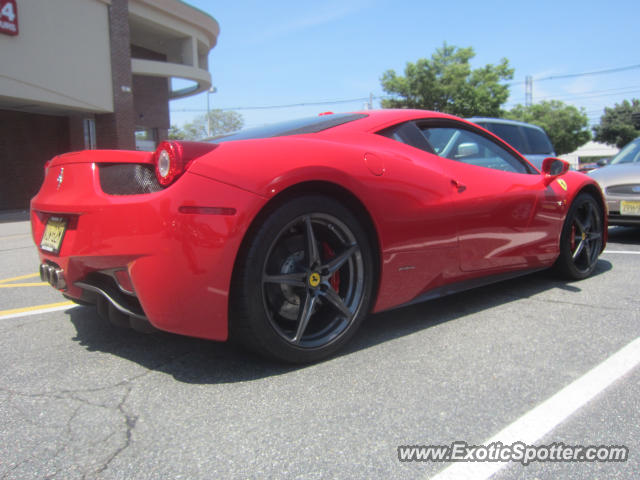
top-left (0, 0), bottom-right (219, 210)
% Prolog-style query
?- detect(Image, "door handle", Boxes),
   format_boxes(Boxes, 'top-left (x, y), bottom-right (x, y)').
top-left (451, 179), bottom-right (466, 193)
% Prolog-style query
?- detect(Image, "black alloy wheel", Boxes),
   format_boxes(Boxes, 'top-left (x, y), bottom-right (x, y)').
top-left (555, 193), bottom-right (604, 280)
top-left (231, 195), bottom-right (375, 363)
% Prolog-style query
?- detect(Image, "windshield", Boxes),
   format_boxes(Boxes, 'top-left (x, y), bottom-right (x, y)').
top-left (610, 137), bottom-right (640, 165)
top-left (211, 113), bottom-right (367, 143)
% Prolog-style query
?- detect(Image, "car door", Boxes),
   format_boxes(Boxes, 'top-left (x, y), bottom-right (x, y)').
top-left (418, 121), bottom-right (566, 272)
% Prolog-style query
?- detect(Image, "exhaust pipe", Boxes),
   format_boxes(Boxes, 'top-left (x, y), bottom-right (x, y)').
top-left (39, 263), bottom-right (66, 290)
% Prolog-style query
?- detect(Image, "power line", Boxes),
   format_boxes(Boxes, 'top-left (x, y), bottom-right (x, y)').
top-left (172, 96), bottom-right (374, 112)
top-left (171, 63), bottom-right (640, 114)
top-left (507, 64), bottom-right (640, 87)
top-left (534, 64), bottom-right (640, 82)
top-left (535, 85), bottom-right (640, 102)
top-left (504, 85), bottom-right (640, 109)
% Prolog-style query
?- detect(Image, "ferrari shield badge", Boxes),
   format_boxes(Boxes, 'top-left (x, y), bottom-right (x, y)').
top-left (308, 272), bottom-right (321, 288)
top-left (557, 178), bottom-right (567, 191)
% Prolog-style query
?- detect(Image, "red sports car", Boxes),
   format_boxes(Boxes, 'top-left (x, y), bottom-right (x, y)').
top-left (31, 110), bottom-right (606, 363)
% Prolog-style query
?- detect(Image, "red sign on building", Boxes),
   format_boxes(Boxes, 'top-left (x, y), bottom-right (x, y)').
top-left (0, 0), bottom-right (18, 36)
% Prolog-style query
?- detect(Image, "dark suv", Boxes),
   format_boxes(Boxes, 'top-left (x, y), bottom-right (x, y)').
top-left (468, 117), bottom-right (555, 169)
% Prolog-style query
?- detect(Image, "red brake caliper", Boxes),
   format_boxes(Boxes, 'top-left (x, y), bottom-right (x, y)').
top-left (322, 243), bottom-right (340, 291)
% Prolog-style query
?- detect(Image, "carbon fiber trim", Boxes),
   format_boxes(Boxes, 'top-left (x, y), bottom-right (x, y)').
top-left (98, 164), bottom-right (163, 195)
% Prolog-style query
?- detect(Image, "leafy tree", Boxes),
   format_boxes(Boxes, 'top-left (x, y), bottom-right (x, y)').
top-left (167, 125), bottom-right (186, 140)
top-left (380, 43), bottom-right (514, 117)
top-left (505, 100), bottom-right (590, 155)
top-left (171, 110), bottom-right (244, 141)
top-left (593, 99), bottom-right (640, 148)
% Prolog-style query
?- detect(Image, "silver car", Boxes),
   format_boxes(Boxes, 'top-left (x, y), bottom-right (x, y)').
top-left (588, 137), bottom-right (640, 226)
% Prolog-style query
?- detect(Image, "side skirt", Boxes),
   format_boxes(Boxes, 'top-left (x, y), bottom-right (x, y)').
top-left (387, 267), bottom-right (548, 312)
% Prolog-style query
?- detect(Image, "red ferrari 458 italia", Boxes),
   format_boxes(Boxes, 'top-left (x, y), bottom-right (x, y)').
top-left (31, 110), bottom-right (606, 363)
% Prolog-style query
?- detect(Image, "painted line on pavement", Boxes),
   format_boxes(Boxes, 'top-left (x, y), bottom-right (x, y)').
top-left (0, 233), bottom-right (31, 241)
top-left (430, 335), bottom-right (640, 480)
top-left (602, 250), bottom-right (640, 255)
top-left (0, 273), bottom-right (40, 283)
top-left (0, 301), bottom-right (76, 320)
top-left (0, 282), bottom-right (48, 288)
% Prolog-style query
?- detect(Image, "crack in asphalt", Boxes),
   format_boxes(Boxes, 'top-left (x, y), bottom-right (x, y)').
top-left (0, 351), bottom-right (194, 479)
top-left (89, 386), bottom-right (138, 479)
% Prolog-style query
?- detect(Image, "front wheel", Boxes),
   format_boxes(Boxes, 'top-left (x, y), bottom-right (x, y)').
top-left (230, 195), bottom-right (375, 363)
top-left (554, 192), bottom-right (604, 280)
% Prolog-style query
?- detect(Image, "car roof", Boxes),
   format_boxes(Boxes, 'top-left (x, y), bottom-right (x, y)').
top-left (326, 109), bottom-right (479, 134)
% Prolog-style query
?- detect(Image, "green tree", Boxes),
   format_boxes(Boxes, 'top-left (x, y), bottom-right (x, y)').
top-left (171, 110), bottom-right (244, 141)
top-left (167, 125), bottom-right (186, 140)
top-left (505, 100), bottom-right (591, 155)
top-left (380, 43), bottom-right (514, 117)
top-left (593, 99), bottom-right (640, 148)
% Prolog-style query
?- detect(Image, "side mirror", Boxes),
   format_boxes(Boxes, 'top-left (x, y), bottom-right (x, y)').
top-left (542, 157), bottom-right (570, 184)
top-left (456, 142), bottom-right (479, 159)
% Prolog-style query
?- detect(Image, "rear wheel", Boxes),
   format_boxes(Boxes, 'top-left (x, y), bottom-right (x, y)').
top-left (230, 195), bottom-right (375, 363)
top-left (554, 192), bottom-right (604, 279)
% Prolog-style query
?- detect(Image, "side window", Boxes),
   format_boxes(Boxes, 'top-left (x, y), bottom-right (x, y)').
top-left (421, 128), bottom-right (458, 155)
top-left (377, 122), bottom-right (435, 153)
top-left (480, 122), bottom-right (528, 153)
top-left (420, 126), bottom-right (529, 174)
top-left (524, 127), bottom-right (554, 155)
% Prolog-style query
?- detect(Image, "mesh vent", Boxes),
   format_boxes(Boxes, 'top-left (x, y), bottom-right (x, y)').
top-left (98, 164), bottom-right (163, 195)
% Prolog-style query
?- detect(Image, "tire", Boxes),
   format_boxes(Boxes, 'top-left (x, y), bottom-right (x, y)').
top-left (554, 192), bottom-right (604, 280)
top-left (230, 195), bottom-right (376, 363)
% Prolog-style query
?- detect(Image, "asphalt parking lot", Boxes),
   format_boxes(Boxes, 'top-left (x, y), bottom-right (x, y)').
top-left (1, 212), bottom-right (639, 479)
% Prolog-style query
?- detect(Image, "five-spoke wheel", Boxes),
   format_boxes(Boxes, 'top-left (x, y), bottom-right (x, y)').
top-left (555, 193), bottom-right (604, 279)
top-left (231, 195), bottom-right (374, 363)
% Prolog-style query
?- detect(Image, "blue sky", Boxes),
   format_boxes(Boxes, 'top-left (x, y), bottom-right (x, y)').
top-left (170, 0), bottom-right (640, 130)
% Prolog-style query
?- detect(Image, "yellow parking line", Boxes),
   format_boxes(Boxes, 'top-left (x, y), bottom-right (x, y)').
top-left (0, 301), bottom-right (75, 319)
top-left (0, 282), bottom-right (48, 288)
top-left (0, 273), bottom-right (40, 284)
top-left (0, 233), bottom-right (31, 241)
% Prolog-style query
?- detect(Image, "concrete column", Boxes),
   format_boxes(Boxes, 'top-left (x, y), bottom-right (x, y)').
top-left (95, 0), bottom-right (135, 150)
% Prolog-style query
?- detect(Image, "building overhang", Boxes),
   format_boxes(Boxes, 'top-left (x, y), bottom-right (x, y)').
top-left (129, 0), bottom-right (219, 100)
top-left (131, 58), bottom-right (211, 98)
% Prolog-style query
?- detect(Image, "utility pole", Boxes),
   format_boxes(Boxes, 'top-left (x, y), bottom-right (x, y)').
top-left (525, 76), bottom-right (533, 107)
top-left (206, 86), bottom-right (217, 137)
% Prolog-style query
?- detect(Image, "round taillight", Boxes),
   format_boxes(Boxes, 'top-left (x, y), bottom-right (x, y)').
top-left (157, 149), bottom-right (171, 178)
top-left (153, 141), bottom-right (183, 186)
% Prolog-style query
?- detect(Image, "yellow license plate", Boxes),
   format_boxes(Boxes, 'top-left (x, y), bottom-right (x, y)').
top-left (620, 200), bottom-right (640, 216)
top-left (40, 216), bottom-right (68, 254)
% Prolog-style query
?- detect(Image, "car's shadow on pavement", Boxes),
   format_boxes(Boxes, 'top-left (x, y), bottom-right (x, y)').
top-left (68, 259), bottom-right (612, 385)
top-left (607, 226), bottom-right (640, 245)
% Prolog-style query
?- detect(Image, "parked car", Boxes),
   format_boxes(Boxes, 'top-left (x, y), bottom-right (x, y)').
top-left (468, 117), bottom-right (555, 169)
top-left (588, 136), bottom-right (640, 226)
top-left (32, 110), bottom-right (605, 363)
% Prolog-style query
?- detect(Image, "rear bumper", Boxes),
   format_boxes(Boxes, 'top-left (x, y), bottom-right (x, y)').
top-left (31, 162), bottom-right (265, 341)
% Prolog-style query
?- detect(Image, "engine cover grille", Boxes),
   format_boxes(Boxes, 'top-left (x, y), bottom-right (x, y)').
top-left (98, 164), bottom-right (163, 195)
